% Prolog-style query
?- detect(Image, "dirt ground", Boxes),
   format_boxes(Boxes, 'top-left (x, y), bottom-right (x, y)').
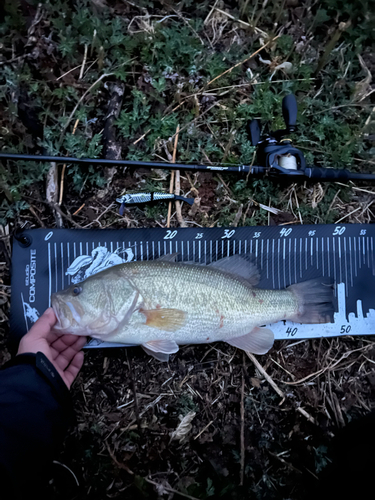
top-left (1, 0), bottom-right (375, 499)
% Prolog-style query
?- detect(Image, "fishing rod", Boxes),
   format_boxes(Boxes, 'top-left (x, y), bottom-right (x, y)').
top-left (0, 94), bottom-right (374, 182)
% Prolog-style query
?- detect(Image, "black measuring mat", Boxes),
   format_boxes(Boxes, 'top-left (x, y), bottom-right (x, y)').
top-left (9, 224), bottom-right (375, 348)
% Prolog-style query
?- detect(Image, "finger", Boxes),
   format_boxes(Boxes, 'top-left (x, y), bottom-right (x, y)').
top-left (53, 336), bottom-right (87, 371)
top-left (50, 333), bottom-right (86, 356)
top-left (27, 308), bottom-right (57, 339)
top-left (63, 351), bottom-right (84, 389)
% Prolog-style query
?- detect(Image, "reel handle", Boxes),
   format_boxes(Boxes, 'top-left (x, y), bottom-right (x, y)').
top-left (282, 94), bottom-right (298, 132)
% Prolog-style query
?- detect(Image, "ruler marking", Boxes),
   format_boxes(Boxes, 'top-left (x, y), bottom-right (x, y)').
top-left (158, 241), bottom-right (161, 258)
top-left (294, 238), bottom-right (297, 283)
top-left (205, 240), bottom-right (207, 264)
top-left (278, 240), bottom-right (281, 289)
top-left (135, 241), bottom-right (138, 260)
top-left (310, 238), bottom-right (313, 266)
top-left (344, 237), bottom-right (348, 296)
top-left (239, 239), bottom-right (241, 255)
top-left (110, 241), bottom-right (113, 253)
top-left (245, 240), bottom-right (247, 255)
top-left (338, 237), bottom-right (342, 285)
top-left (299, 238), bottom-right (302, 278)
top-left (216, 240), bottom-right (218, 261)
top-left (199, 240), bottom-right (201, 262)
top-left (363, 235), bottom-right (366, 264)
top-left (250, 240), bottom-right (253, 257)
top-left (261, 240), bottom-right (264, 270)
top-left (371, 237), bottom-right (374, 276)
top-left (322, 237), bottom-right (324, 277)
top-left (267, 240), bottom-right (270, 280)
top-left (61, 242), bottom-right (64, 289)
top-left (67, 242), bottom-right (70, 284)
top-left (48, 243), bottom-right (52, 307)
top-left (54, 242), bottom-right (58, 292)
top-left (316, 238), bottom-right (319, 269)
top-left (354, 237), bottom-right (357, 276)
top-left (227, 239), bottom-right (230, 257)
top-left (327, 238), bottom-right (330, 280)
top-left (193, 240), bottom-right (196, 262)
top-left (221, 240), bottom-right (224, 258)
top-left (272, 240), bottom-right (275, 288)
top-left (141, 241), bottom-right (144, 260)
top-left (367, 236), bottom-right (370, 267)
top-left (210, 240), bottom-right (212, 263)
top-left (79, 242), bottom-right (82, 256)
top-left (288, 239), bottom-right (292, 285)
top-left (86, 241), bottom-right (89, 255)
top-left (282, 239), bottom-right (286, 288)
top-left (233, 240), bottom-right (235, 256)
top-left (256, 239), bottom-right (258, 259)
top-left (358, 237), bottom-right (361, 269)
top-left (332, 238), bottom-right (336, 284)
top-left (187, 240), bottom-right (190, 261)
top-left (152, 241), bottom-right (155, 260)
top-left (349, 237), bottom-right (353, 286)
top-left (146, 241), bottom-right (149, 260)
top-left (182, 240), bottom-right (184, 261)
top-left (305, 238), bottom-right (308, 270)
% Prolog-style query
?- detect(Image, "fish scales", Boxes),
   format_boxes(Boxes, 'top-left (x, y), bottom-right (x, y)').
top-left (51, 258), bottom-right (334, 359)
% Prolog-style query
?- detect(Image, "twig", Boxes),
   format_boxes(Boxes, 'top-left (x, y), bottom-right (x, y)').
top-left (193, 420), bottom-right (214, 440)
top-left (144, 478), bottom-right (201, 500)
top-left (46, 162), bottom-right (63, 227)
top-left (106, 442), bottom-right (134, 475)
top-left (173, 127), bottom-right (187, 228)
top-left (204, 0), bottom-right (219, 24)
top-left (167, 125), bottom-right (180, 227)
top-left (206, 36), bottom-right (279, 87)
top-left (79, 44), bottom-right (88, 80)
top-left (49, 202), bottom-right (82, 228)
top-left (126, 351), bottom-right (141, 433)
top-left (58, 72), bottom-right (114, 145)
top-left (232, 204), bottom-right (243, 227)
top-left (59, 118), bottom-right (79, 205)
top-left (240, 354), bottom-right (245, 486)
top-left (246, 352), bottom-right (285, 401)
top-left (72, 203), bottom-right (85, 216)
top-left (296, 407), bottom-right (317, 425)
top-left (214, 7), bottom-right (268, 36)
top-left (29, 206), bottom-right (45, 227)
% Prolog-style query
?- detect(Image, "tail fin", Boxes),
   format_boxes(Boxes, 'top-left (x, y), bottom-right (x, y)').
top-left (287, 278), bottom-right (335, 324)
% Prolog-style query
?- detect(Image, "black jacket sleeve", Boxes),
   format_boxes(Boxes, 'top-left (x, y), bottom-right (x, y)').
top-left (0, 352), bottom-right (74, 500)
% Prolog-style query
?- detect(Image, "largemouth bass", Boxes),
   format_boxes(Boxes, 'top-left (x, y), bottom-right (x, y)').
top-left (51, 256), bottom-right (334, 361)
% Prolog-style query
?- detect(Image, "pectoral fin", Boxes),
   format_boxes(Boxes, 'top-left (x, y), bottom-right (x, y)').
top-left (141, 308), bottom-right (186, 331)
top-left (226, 326), bottom-right (274, 355)
top-left (142, 339), bottom-right (179, 361)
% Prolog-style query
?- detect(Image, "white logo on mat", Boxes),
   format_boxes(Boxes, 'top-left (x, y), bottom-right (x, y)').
top-left (21, 292), bottom-right (40, 329)
top-left (65, 246), bottom-right (134, 284)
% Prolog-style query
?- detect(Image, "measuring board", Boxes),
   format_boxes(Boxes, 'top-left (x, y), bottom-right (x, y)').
top-left (9, 224), bottom-right (375, 350)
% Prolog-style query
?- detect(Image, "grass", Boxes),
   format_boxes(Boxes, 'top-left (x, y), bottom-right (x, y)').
top-left (1, 0), bottom-right (375, 498)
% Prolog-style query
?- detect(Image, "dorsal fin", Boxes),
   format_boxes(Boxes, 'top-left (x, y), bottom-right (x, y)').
top-left (208, 255), bottom-right (260, 286)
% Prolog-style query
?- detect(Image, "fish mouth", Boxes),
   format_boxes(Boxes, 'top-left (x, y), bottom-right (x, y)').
top-left (51, 295), bottom-right (63, 330)
top-left (51, 294), bottom-right (73, 331)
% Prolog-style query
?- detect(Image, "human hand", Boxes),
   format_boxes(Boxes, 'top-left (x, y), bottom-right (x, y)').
top-left (17, 308), bottom-right (87, 389)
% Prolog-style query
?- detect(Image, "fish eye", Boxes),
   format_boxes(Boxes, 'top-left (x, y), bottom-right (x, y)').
top-left (73, 286), bottom-right (82, 295)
